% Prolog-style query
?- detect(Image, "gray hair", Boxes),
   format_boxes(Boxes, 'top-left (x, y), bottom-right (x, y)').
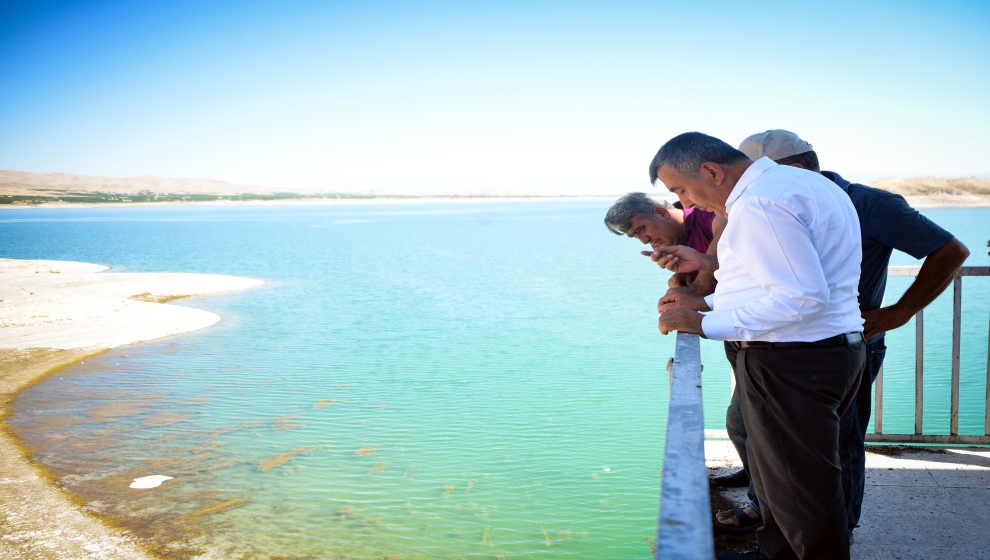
top-left (649, 132), bottom-right (750, 185)
top-left (604, 192), bottom-right (670, 235)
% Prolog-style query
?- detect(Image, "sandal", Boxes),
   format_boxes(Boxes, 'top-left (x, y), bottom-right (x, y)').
top-left (714, 508), bottom-right (764, 534)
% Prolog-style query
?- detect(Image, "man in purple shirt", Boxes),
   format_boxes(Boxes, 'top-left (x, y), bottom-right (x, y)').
top-left (604, 192), bottom-right (725, 281)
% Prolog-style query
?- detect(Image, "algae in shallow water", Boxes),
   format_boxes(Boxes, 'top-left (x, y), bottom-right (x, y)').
top-left (179, 394), bottom-right (211, 405)
top-left (200, 459), bottom-right (242, 472)
top-left (204, 420), bottom-right (264, 440)
top-left (272, 415), bottom-right (302, 432)
top-left (353, 445), bottom-right (376, 456)
top-left (257, 447), bottom-right (316, 472)
top-left (183, 498), bottom-right (248, 519)
top-left (141, 412), bottom-right (193, 428)
top-left (87, 402), bottom-right (148, 419)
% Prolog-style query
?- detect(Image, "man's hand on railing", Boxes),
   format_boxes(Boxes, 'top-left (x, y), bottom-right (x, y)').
top-left (658, 290), bottom-right (711, 313)
top-left (658, 308), bottom-right (705, 336)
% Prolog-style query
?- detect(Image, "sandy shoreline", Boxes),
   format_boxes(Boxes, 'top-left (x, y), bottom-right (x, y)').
top-left (0, 195), bottom-right (622, 210)
top-left (898, 193), bottom-right (990, 208)
top-left (0, 259), bottom-right (264, 559)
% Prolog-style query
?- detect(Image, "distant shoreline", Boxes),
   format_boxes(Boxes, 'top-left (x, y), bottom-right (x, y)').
top-left (4, 169), bottom-right (990, 208)
top-left (897, 194), bottom-right (990, 209)
top-left (0, 194), bottom-right (622, 208)
top-left (1, 192), bottom-right (989, 209)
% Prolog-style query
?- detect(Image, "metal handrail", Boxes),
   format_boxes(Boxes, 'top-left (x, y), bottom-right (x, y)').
top-left (656, 332), bottom-right (712, 559)
top-left (868, 266), bottom-right (990, 444)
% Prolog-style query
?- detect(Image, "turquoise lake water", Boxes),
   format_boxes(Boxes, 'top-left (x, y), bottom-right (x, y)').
top-left (2, 202), bottom-right (989, 559)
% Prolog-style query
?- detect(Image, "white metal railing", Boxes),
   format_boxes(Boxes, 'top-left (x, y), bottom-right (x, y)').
top-left (868, 265), bottom-right (990, 444)
top-left (656, 332), bottom-right (712, 559)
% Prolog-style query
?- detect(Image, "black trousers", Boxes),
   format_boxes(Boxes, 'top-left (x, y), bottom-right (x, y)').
top-left (735, 340), bottom-right (865, 560)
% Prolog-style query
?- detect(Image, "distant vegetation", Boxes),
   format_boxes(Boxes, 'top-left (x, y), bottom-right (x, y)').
top-left (0, 191), bottom-right (377, 205)
top-left (2, 169), bottom-right (989, 205)
top-left (0, 169), bottom-right (378, 204)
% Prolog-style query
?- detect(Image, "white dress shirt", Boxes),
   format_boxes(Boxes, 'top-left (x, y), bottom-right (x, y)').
top-left (701, 157), bottom-right (864, 342)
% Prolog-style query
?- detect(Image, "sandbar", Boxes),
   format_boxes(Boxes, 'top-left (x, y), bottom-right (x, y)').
top-left (0, 258), bottom-right (264, 559)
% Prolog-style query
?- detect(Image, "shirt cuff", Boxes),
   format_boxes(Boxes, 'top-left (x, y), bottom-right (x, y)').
top-left (701, 311), bottom-right (735, 341)
top-left (704, 294), bottom-right (715, 311)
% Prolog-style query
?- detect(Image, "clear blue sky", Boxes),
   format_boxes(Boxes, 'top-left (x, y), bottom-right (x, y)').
top-left (1, 0), bottom-right (988, 194)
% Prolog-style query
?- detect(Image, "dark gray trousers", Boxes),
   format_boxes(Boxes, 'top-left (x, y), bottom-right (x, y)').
top-left (735, 340), bottom-right (865, 560)
top-left (725, 367), bottom-right (761, 513)
top-left (726, 339), bottom-right (884, 529)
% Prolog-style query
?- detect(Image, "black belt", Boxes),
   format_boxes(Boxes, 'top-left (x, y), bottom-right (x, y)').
top-left (730, 332), bottom-right (863, 350)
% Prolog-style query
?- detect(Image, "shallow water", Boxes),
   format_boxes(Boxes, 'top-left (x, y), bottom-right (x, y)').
top-left (3, 202), bottom-right (989, 558)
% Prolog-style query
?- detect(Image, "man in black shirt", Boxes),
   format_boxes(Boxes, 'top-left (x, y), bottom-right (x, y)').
top-left (712, 130), bottom-right (970, 550)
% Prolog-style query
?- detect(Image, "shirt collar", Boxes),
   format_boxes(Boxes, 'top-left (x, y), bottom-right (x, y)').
top-left (821, 170), bottom-right (850, 193)
top-left (725, 157), bottom-right (776, 211)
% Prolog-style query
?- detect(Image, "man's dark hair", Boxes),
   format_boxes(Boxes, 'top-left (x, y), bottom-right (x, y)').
top-left (774, 150), bottom-right (820, 172)
top-left (649, 132), bottom-right (750, 185)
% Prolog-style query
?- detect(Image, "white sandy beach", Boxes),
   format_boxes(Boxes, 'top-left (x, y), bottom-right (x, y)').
top-left (0, 259), bottom-right (264, 349)
top-left (0, 258), bottom-right (264, 559)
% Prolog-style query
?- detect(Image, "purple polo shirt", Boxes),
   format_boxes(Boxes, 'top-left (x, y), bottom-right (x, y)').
top-left (653, 207), bottom-right (716, 280)
top-left (681, 207), bottom-right (716, 255)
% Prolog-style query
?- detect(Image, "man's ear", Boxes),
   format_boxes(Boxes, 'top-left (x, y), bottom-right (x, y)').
top-left (700, 162), bottom-right (726, 185)
top-left (653, 206), bottom-right (670, 219)
top-left (784, 162), bottom-right (806, 169)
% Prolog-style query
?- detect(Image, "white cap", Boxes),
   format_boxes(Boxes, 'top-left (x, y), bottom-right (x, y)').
top-left (738, 130), bottom-right (813, 161)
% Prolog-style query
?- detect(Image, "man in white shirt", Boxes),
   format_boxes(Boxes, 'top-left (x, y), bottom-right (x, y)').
top-left (651, 132), bottom-right (866, 560)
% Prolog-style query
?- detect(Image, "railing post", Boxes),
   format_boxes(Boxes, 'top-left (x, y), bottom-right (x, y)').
top-left (656, 332), bottom-right (712, 560)
top-left (874, 366), bottom-right (883, 435)
top-left (951, 277), bottom-right (962, 436)
top-left (915, 309), bottom-right (924, 435)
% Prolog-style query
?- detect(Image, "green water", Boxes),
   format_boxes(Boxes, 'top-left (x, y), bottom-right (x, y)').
top-left (4, 203), bottom-right (989, 558)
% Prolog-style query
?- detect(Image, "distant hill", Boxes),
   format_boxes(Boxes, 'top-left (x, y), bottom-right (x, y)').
top-left (868, 176), bottom-right (990, 196)
top-left (0, 169), bottom-right (281, 197)
top-left (2, 169), bottom-right (989, 206)
top-left (867, 176), bottom-right (990, 207)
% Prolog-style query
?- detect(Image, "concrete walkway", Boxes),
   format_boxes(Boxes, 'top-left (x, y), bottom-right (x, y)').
top-left (706, 440), bottom-right (990, 560)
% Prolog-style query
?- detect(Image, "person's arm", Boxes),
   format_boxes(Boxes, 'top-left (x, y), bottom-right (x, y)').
top-left (863, 237), bottom-right (969, 339)
top-left (690, 271), bottom-right (717, 295)
top-left (667, 272), bottom-right (693, 288)
top-left (656, 217), bottom-right (726, 335)
top-left (690, 216), bottom-right (726, 296)
top-left (858, 191), bottom-right (969, 339)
